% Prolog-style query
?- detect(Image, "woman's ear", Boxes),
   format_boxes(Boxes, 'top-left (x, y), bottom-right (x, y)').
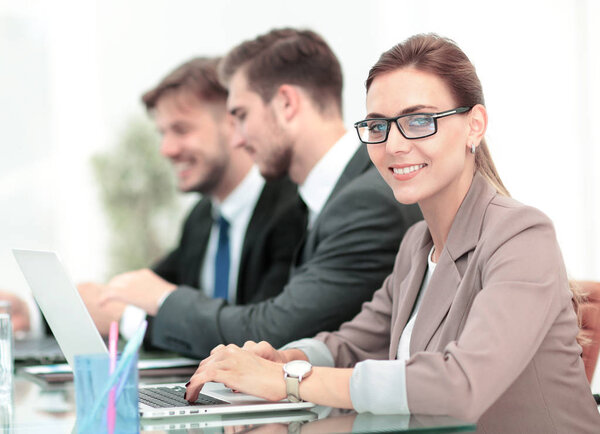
top-left (467, 104), bottom-right (487, 151)
top-left (272, 84), bottom-right (300, 123)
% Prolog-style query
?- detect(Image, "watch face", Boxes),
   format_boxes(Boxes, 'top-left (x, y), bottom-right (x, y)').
top-left (284, 360), bottom-right (312, 377)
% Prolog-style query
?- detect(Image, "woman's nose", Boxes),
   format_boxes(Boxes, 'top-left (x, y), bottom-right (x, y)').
top-left (385, 123), bottom-right (412, 154)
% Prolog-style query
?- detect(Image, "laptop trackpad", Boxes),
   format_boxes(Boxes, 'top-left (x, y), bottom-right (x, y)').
top-left (202, 382), bottom-right (275, 404)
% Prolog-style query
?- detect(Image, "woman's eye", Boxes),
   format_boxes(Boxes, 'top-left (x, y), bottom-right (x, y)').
top-left (407, 116), bottom-right (432, 128)
top-left (368, 122), bottom-right (387, 133)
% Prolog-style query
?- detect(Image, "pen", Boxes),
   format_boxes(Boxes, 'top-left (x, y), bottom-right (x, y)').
top-left (108, 321), bottom-right (118, 434)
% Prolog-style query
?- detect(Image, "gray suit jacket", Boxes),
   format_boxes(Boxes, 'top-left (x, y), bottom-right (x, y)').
top-left (317, 173), bottom-right (600, 433)
top-left (152, 146), bottom-right (422, 358)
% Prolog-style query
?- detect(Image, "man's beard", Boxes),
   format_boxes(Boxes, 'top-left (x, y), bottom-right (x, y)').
top-left (188, 135), bottom-right (230, 194)
top-left (259, 143), bottom-right (293, 181)
top-left (191, 162), bottom-right (227, 194)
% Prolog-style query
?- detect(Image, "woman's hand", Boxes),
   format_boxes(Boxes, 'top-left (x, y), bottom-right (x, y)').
top-left (185, 344), bottom-right (286, 403)
top-left (239, 340), bottom-right (286, 363)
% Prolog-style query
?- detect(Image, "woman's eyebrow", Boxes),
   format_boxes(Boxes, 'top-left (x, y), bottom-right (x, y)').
top-left (365, 104), bottom-right (438, 118)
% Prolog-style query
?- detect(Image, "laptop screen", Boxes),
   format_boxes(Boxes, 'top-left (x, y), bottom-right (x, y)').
top-left (12, 249), bottom-right (108, 367)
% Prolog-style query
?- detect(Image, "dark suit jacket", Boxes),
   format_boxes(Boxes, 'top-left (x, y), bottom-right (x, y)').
top-left (146, 176), bottom-right (306, 352)
top-left (152, 146), bottom-right (422, 358)
top-left (316, 174), bottom-right (600, 432)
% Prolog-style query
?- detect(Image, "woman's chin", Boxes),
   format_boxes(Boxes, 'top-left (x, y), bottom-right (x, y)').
top-left (392, 189), bottom-right (421, 205)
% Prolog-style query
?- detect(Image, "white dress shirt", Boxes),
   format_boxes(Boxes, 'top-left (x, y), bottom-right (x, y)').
top-left (120, 166), bottom-right (264, 339)
top-left (299, 131), bottom-right (359, 228)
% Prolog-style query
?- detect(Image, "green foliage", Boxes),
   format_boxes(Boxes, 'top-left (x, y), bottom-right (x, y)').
top-left (91, 116), bottom-right (180, 277)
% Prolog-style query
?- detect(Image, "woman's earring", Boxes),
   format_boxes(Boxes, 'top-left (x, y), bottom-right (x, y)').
top-left (470, 143), bottom-right (476, 154)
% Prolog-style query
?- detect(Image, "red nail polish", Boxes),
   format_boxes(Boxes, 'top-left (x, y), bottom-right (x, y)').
top-left (184, 392), bottom-right (187, 400)
top-left (185, 381), bottom-right (190, 387)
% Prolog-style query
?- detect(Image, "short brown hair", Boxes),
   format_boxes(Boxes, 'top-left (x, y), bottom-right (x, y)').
top-left (142, 57), bottom-right (228, 110)
top-left (219, 28), bottom-right (343, 115)
top-left (367, 34), bottom-right (508, 197)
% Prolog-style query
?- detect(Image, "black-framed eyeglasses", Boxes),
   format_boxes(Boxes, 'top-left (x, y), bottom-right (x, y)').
top-left (353, 106), bottom-right (472, 144)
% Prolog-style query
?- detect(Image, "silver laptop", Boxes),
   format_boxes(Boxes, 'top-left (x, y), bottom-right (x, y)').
top-left (12, 249), bottom-right (315, 418)
top-left (141, 409), bottom-right (317, 431)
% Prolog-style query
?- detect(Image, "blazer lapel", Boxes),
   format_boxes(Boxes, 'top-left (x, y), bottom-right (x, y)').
top-left (408, 174), bottom-right (497, 354)
top-left (409, 252), bottom-right (462, 354)
top-left (389, 237), bottom-right (432, 358)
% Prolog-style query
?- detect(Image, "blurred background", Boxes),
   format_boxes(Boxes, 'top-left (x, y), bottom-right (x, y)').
top-left (1, 0), bottom-right (599, 297)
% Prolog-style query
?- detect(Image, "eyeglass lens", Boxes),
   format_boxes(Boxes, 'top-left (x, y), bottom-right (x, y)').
top-left (358, 114), bottom-right (435, 143)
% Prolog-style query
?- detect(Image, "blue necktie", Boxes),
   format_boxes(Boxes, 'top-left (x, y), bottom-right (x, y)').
top-left (214, 215), bottom-right (230, 300)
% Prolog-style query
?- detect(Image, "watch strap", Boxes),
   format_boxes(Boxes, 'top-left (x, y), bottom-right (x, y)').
top-left (285, 375), bottom-right (302, 402)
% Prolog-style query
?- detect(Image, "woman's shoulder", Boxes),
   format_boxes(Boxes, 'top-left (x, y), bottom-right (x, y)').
top-left (486, 194), bottom-right (554, 228)
top-left (479, 193), bottom-right (558, 250)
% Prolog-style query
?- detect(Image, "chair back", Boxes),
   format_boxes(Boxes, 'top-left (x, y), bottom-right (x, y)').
top-left (578, 281), bottom-right (600, 383)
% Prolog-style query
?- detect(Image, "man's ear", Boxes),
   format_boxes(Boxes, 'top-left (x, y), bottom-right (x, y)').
top-left (467, 104), bottom-right (487, 150)
top-left (272, 84), bottom-right (300, 123)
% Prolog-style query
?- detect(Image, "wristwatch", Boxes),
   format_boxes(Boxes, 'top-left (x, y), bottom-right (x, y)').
top-left (283, 360), bottom-right (312, 402)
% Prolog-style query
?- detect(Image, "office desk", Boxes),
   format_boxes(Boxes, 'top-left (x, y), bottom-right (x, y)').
top-left (2, 376), bottom-right (476, 433)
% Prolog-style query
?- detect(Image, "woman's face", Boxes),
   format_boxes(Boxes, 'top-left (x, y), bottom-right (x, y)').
top-left (365, 67), bottom-right (477, 208)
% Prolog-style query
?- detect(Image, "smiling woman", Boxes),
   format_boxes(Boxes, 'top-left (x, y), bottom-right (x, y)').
top-left (184, 34), bottom-right (600, 433)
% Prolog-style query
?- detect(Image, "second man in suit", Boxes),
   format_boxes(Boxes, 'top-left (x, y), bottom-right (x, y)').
top-left (80, 57), bottom-right (307, 347)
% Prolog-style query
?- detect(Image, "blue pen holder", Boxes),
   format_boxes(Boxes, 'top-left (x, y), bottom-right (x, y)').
top-left (74, 352), bottom-right (139, 433)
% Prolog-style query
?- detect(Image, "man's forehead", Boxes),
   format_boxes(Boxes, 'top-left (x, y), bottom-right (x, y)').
top-left (157, 90), bottom-right (203, 113)
top-left (227, 70), bottom-right (256, 106)
top-left (159, 90), bottom-right (227, 116)
top-left (228, 68), bottom-right (249, 90)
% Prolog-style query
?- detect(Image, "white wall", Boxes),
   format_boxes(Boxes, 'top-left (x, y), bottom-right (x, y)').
top-left (1, 0), bottom-right (599, 297)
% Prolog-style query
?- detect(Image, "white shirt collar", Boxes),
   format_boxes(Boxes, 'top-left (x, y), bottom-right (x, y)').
top-left (299, 131), bottom-right (360, 228)
top-left (211, 165), bottom-right (264, 223)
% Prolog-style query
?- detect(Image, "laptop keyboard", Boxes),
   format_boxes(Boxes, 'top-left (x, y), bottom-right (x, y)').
top-left (139, 386), bottom-right (228, 408)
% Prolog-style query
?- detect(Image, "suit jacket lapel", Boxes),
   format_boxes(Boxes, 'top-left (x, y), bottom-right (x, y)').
top-left (239, 183), bottom-right (269, 277)
top-left (301, 146), bottom-right (371, 260)
top-left (407, 174), bottom-right (497, 354)
top-left (291, 197), bottom-right (309, 267)
top-left (185, 199), bottom-right (213, 287)
top-left (327, 145), bottom-right (372, 201)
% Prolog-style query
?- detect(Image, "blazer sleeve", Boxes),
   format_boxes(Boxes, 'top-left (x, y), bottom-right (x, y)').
top-left (151, 171), bottom-right (421, 358)
top-left (405, 206), bottom-right (573, 422)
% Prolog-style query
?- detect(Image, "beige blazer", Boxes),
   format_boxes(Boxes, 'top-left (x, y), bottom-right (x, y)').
top-left (316, 173), bottom-right (600, 433)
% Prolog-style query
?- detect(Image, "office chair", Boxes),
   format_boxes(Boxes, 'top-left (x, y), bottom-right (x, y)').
top-left (577, 280), bottom-right (600, 383)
